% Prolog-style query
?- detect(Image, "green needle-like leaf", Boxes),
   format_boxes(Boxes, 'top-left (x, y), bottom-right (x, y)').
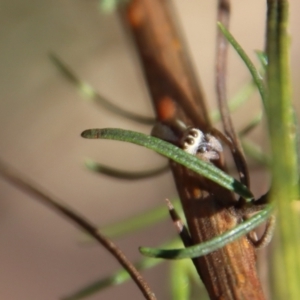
top-left (241, 139), bottom-right (271, 166)
top-left (62, 240), bottom-right (179, 300)
top-left (218, 22), bottom-right (266, 105)
top-left (62, 255), bottom-right (163, 300)
top-left (81, 199), bottom-right (182, 242)
top-left (210, 80), bottom-right (257, 123)
top-left (139, 204), bottom-right (273, 259)
top-left (265, 1), bottom-right (300, 299)
top-left (50, 53), bottom-right (155, 125)
top-left (255, 50), bottom-right (268, 69)
top-left (98, 0), bottom-right (129, 12)
top-left (170, 259), bottom-right (193, 300)
top-left (81, 128), bottom-right (254, 201)
top-left (238, 112), bottom-right (263, 137)
top-left (84, 158), bottom-right (169, 180)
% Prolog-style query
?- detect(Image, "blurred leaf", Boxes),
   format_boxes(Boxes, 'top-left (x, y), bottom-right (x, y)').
top-left (81, 198), bottom-right (182, 242)
top-left (265, 1), bottom-right (300, 299)
top-left (241, 139), bottom-right (271, 166)
top-left (84, 158), bottom-right (169, 180)
top-left (98, 0), bottom-right (129, 13)
top-left (50, 53), bottom-right (155, 125)
top-left (139, 204), bottom-right (273, 259)
top-left (81, 128), bottom-right (254, 201)
top-left (218, 22), bottom-right (266, 105)
top-left (255, 50), bottom-right (268, 69)
top-left (210, 80), bottom-right (257, 122)
top-left (62, 240), bottom-right (177, 300)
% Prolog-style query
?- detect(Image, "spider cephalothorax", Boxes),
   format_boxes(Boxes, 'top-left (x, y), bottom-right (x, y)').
top-left (182, 128), bottom-right (223, 161)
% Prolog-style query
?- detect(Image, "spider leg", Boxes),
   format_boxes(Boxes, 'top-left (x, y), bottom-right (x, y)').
top-left (205, 134), bottom-right (223, 153)
top-left (197, 150), bottom-right (220, 161)
top-left (247, 214), bottom-right (276, 249)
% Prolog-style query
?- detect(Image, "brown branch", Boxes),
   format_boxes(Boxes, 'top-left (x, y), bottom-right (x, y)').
top-left (0, 159), bottom-right (156, 300)
top-left (119, 0), bottom-right (266, 299)
top-left (166, 197), bottom-right (208, 279)
top-left (216, 0), bottom-right (250, 188)
top-left (119, 0), bottom-right (211, 130)
top-left (165, 198), bottom-right (192, 247)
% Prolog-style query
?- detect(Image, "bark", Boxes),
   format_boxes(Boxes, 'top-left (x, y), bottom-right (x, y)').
top-left (119, 0), bottom-right (266, 299)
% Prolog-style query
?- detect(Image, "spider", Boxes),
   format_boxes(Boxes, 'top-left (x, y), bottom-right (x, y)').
top-left (151, 122), bottom-right (223, 161)
top-left (182, 128), bottom-right (223, 161)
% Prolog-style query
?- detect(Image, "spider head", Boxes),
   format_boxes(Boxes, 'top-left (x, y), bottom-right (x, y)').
top-left (182, 128), bottom-right (223, 161)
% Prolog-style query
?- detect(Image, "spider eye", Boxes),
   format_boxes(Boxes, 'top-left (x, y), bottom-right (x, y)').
top-left (186, 137), bottom-right (195, 145)
top-left (190, 129), bottom-right (199, 138)
top-left (182, 128), bottom-right (204, 154)
top-left (181, 128), bottom-right (222, 161)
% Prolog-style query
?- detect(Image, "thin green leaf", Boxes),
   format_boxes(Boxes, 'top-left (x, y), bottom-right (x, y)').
top-left (238, 112), bottom-right (263, 137)
top-left (62, 240), bottom-right (178, 300)
top-left (210, 79), bottom-right (257, 123)
top-left (241, 139), bottom-right (270, 167)
top-left (265, 1), bottom-right (300, 299)
top-left (49, 53), bottom-right (155, 125)
top-left (236, 113), bottom-right (270, 165)
top-left (169, 248), bottom-right (207, 300)
top-left (0, 160), bottom-right (156, 300)
top-left (255, 50), bottom-right (268, 69)
top-left (98, 0), bottom-right (129, 13)
top-left (218, 22), bottom-right (266, 105)
top-left (62, 255), bottom-right (163, 300)
top-left (84, 158), bottom-right (169, 180)
top-left (81, 128), bottom-right (254, 201)
top-left (170, 259), bottom-right (193, 300)
top-left (80, 199), bottom-right (182, 242)
top-left (139, 204), bottom-right (273, 259)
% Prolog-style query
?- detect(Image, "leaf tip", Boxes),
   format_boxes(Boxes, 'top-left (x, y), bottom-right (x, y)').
top-left (232, 179), bottom-right (254, 202)
top-left (139, 246), bottom-right (153, 257)
top-left (81, 129), bottom-right (101, 139)
top-left (84, 158), bottom-right (98, 170)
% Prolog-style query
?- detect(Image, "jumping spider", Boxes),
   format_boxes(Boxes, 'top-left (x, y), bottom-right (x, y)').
top-left (182, 128), bottom-right (223, 161)
top-left (151, 122), bottom-right (223, 162)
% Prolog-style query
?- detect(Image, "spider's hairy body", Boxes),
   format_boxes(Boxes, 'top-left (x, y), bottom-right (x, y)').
top-left (182, 128), bottom-right (223, 161)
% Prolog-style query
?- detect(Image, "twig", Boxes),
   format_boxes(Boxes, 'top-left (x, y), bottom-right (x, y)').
top-left (0, 159), bottom-right (156, 300)
top-left (120, 0), bottom-right (266, 298)
top-left (165, 198), bottom-right (191, 247)
top-left (216, 0), bottom-right (250, 188)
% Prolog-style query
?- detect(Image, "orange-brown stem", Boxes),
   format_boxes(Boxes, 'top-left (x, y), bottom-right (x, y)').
top-left (119, 0), bottom-right (265, 299)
